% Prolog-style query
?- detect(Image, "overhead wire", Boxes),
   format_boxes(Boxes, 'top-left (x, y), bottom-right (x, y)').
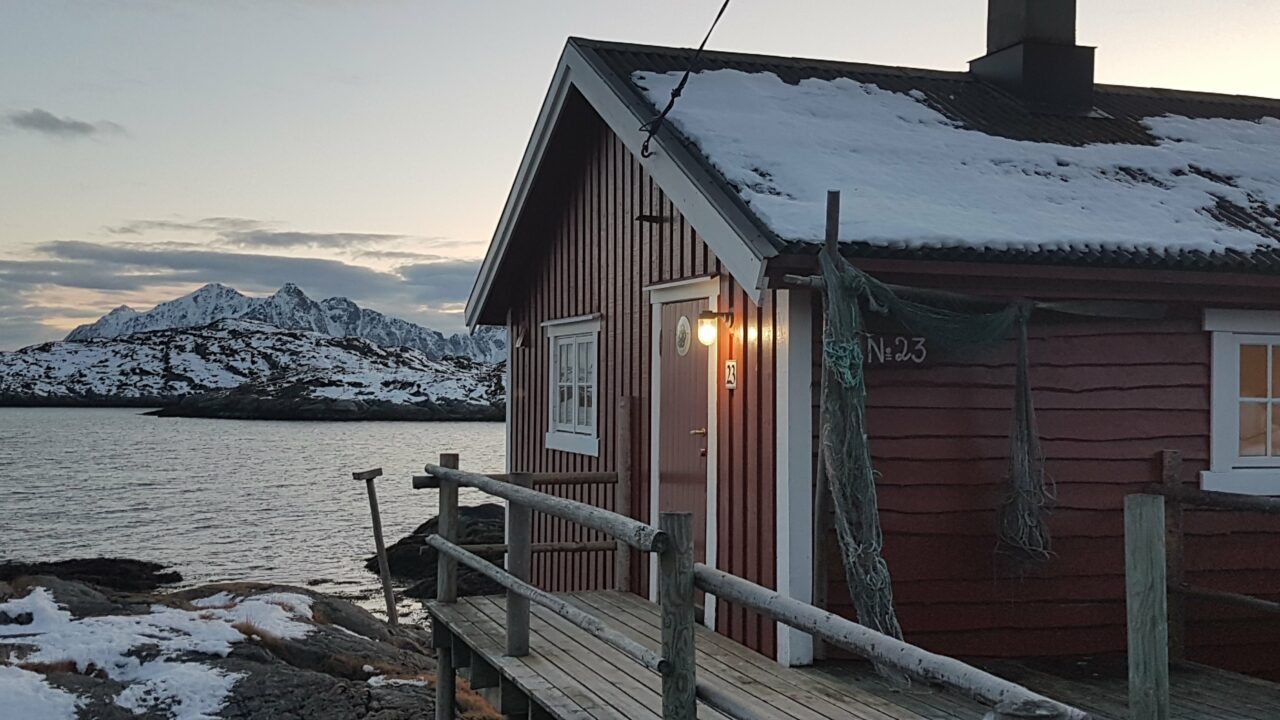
top-left (638, 0), bottom-right (732, 158)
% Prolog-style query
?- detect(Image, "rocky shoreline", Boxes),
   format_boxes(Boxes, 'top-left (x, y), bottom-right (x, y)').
top-left (0, 558), bottom-right (500, 719)
top-left (0, 395), bottom-right (504, 422)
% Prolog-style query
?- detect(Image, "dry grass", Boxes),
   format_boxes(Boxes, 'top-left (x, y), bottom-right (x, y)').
top-left (374, 672), bottom-right (500, 720)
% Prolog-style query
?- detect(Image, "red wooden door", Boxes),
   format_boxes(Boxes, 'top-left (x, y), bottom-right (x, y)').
top-left (658, 299), bottom-right (710, 567)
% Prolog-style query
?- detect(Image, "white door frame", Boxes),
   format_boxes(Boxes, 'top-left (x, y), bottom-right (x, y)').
top-left (646, 275), bottom-right (720, 631)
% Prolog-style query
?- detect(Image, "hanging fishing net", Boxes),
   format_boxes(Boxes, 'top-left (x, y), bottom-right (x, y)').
top-left (817, 248), bottom-right (1054, 651)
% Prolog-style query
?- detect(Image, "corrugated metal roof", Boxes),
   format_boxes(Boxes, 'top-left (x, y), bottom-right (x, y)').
top-left (573, 38), bottom-right (1280, 274)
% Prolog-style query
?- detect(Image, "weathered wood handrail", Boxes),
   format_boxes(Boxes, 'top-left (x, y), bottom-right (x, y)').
top-left (424, 448), bottom-right (695, 720)
top-left (693, 564), bottom-right (1092, 720)
top-left (1150, 484), bottom-right (1280, 514)
top-left (1174, 584), bottom-right (1280, 615)
top-left (426, 534), bottom-right (668, 674)
top-left (489, 472), bottom-right (620, 486)
top-left (444, 540), bottom-right (617, 555)
top-left (419, 463), bottom-right (667, 553)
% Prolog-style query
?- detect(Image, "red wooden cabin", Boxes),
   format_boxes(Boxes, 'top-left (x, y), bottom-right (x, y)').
top-left (466, 0), bottom-right (1280, 679)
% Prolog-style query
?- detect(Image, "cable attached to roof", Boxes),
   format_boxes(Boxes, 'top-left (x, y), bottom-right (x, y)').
top-left (638, 0), bottom-right (731, 159)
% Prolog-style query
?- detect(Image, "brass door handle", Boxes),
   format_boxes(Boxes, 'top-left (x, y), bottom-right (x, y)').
top-left (689, 428), bottom-right (708, 437)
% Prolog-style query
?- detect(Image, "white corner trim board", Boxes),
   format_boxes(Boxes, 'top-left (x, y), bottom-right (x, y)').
top-left (774, 289), bottom-right (815, 667)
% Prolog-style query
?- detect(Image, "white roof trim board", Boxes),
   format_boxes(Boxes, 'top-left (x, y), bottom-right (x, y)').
top-left (466, 42), bottom-right (776, 329)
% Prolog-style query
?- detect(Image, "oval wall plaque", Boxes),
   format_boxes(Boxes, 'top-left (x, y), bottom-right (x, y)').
top-left (675, 315), bottom-right (692, 356)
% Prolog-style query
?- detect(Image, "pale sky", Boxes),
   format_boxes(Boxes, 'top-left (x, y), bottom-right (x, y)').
top-left (2, 0), bottom-right (1278, 349)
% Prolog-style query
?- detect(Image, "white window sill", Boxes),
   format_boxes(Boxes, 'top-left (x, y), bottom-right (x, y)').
top-left (546, 431), bottom-right (599, 457)
top-left (1201, 470), bottom-right (1280, 496)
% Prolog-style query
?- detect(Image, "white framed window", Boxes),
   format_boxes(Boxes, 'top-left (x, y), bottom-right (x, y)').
top-left (1205, 309), bottom-right (1280, 495)
top-left (543, 315), bottom-right (600, 456)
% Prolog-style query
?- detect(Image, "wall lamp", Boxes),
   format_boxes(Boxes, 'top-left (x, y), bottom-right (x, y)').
top-left (697, 310), bottom-right (732, 346)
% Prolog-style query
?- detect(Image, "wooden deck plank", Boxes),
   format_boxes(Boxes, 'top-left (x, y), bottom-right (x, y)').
top-left (592, 590), bottom-right (991, 720)
top-left (579, 591), bottom-right (941, 720)
top-left (431, 590), bottom-right (1280, 720)
top-left (485, 597), bottom-right (736, 720)
top-left (566, 593), bottom-right (836, 720)
top-left (455, 597), bottom-right (620, 719)
top-left (433, 599), bottom-right (596, 719)
top-left (468, 596), bottom-right (665, 720)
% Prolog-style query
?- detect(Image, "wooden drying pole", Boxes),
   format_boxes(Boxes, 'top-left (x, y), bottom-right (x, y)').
top-left (353, 467), bottom-right (398, 626)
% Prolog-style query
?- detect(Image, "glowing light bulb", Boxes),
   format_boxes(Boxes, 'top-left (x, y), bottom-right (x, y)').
top-left (697, 312), bottom-right (718, 346)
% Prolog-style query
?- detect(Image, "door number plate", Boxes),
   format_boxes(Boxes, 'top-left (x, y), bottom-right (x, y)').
top-left (724, 359), bottom-right (738, 390)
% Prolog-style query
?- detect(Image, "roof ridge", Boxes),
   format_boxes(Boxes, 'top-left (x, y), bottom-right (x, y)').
top-left (568, 36), bottom-right (971, 82)
top-left (572, 36), bottom-right (1280, 107)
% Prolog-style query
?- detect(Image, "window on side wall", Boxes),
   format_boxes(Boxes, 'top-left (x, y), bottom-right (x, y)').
top-left (543, 316), bottom-right (600, 456)
top-left (1206, 310), bottom-right (1280, 495)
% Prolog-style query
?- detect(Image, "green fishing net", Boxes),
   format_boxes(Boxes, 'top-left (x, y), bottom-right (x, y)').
top-left (817, 248), bottom-right (1052, 647)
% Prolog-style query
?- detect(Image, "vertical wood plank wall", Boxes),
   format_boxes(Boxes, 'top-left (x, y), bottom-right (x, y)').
top-left (812, 311), bottom-right (1280, 680)
top-left (504, 94), bottom-right (778, 657)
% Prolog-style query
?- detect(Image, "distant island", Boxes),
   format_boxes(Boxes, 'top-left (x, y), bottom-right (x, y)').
top-left (0, 283), bottom-right (506, 421)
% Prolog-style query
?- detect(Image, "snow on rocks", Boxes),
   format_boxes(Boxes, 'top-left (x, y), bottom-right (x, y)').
top-left (0, 587), bottom-right (316, 720)
top-left (0, 665), bottom-right (83, 720)
top-left (631, 69), bottom-right (1280, 254)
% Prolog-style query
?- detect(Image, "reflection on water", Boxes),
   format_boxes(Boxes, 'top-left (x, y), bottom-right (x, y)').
top-left (0, 408), bottom-right (504, 616)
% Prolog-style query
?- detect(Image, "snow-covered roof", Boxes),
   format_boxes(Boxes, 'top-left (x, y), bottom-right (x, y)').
top-left (467, 38), bottom-right (1280, 327)
top-left (574, 38), bottom-right (1280, 270)
top-left (631, 68), bottom-right (1280, 257)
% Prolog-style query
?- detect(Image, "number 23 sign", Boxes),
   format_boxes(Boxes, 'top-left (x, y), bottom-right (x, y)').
top-left (864, 334), bottom-right (927, 365)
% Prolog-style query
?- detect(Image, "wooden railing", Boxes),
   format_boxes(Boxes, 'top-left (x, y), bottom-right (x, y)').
top-left (1124, 450), bottom-right (1280, 720)
top-left (416, 456), bottom-right (1090, 720)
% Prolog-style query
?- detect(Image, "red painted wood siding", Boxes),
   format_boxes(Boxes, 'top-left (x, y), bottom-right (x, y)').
top-left (715, 279), bottom-right (778, 659)
top-left (502, 93), bottom-right (778, 656)
top-left (814, 311), bottom-right (1280, 680)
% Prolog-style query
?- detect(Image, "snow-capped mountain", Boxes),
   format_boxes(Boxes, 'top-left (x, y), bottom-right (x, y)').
top-left (3, 319), bottom-right (503, 412)
top-left (65, 283), bottom-right (506, 363)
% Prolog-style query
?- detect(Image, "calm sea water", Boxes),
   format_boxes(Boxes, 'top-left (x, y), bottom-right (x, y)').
top-left (0, 408), bottom-right (504, 617)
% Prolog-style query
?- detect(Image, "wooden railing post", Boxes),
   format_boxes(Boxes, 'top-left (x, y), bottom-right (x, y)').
top-left (1125, 494), bottom-right (1170, 720)
top-left (1158, 450), bottom-right (1185, 663)
top-left (615, 396), bottom-right (634, 593)
top-left (507, 473), bottom-right (532, 657)
top-left (353, 467), bottom-right (398, 626)
top-left (435, 452), bottom-right (459, 720)
top-left (659, 512), bottom-right (696, 720)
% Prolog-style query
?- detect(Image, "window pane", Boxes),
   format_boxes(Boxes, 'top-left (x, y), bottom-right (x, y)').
top-left (1240, 402), bottom-right (1267, 456)
top-left (1272, 346), bottom-right (1280, 400)
top-left (577, 339), bottom-right (593, 384)
top-left (578, 385), bottom-right (593, 428)
top-left (558, 342), bottom-right (574, 383)
top-left (558, 386), bottom-right (573, 425)
top-left (1273, 403), bottom-right (1280, 457)
top-left (1240, 345), bottom-right (1268, 398)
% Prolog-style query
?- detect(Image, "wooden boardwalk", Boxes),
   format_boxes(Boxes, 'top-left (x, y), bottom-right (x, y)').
top-left (430, 590), bottom-right (1280, 720)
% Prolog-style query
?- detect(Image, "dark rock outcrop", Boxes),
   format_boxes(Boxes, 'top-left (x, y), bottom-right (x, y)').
top-left (0, 557), bottom-right (181, 592)
top-left (148, 390), bottom-right (504, 422)
top-left (368, 503), bottom-right (507, 599)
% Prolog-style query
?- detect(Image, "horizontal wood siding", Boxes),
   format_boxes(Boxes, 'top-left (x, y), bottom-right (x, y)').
top-left (814, 312), bottom-right (1280, 680)
top-left (503, 92), bottom-right (778, 656)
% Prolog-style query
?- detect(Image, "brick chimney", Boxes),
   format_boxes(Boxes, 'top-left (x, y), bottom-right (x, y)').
top-left (970, 0), bottom-right (1096, 114)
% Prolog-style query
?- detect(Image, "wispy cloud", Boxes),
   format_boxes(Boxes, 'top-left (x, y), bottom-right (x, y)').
top-left (7, 108), bottom-right (125, 138)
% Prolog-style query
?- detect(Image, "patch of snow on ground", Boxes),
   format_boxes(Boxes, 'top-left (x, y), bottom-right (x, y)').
top-left (0, 588), bottom-right (318, 720)
top-left (631, 69), bottom-right (1280, 254)
top-left (0, 665), bottom-right (82, 720)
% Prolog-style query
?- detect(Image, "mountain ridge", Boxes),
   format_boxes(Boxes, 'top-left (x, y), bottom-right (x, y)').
top-left (3, 319), bottom-right (503, 419)
top-left (65, 282), bottom-right (505, 363)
